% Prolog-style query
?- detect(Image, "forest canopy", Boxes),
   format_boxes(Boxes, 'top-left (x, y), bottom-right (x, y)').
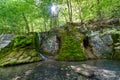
top-left (0, 0), bottom-right (120, 33)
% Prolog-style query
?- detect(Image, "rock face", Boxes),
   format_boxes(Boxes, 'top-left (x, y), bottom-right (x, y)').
top-left (0, 34), bottom-right (42, 66)
top-left (38, 26), bottom-right (87, 61)
top-left (38, 26), bottom-right (116, 60)
top-left (0, 34), bottom-right (14, 49)
top-left (38, 31), bottom-right (59, 55)
top-left (88, 31), bottom-right (113, 57)
top-left (102, 34), bottom-right (113, 46)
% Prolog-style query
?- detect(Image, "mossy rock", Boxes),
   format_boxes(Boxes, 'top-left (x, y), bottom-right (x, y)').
top-left (0, 47), bottom-right (42, 66)
top-left (0, 33), bottom-right (41, 66)
top-left (112, 53), bottom-right (120, 60)
top-left (55, 26), bottom-right (87, 61)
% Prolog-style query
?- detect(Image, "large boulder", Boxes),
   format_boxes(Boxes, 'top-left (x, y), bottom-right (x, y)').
top-left (38, 31), bottom-right (59, 55)
top-left (55, 26), bottom-right (87, 61)
top-left (0, 33), bottom-right (42, 66)
top-left (37, 26), bottom-right (87, 61)
top-left (88, 31), bottom-right (113, 57)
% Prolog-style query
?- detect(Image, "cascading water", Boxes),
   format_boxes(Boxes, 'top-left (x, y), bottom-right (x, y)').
top-left (37, 32), bottom-right (47, 60)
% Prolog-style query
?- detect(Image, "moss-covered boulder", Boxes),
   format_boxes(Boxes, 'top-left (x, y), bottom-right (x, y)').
top-left (55, 26), bottom-right (87, 61)
top-left (0, 48), bottom-right (41, 66)
top-left (0, 33), bottom-right (41, 66)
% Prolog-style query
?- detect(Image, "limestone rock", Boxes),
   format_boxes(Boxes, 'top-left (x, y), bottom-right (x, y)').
top-left (89, 31), bottom-right (113, 57)
top-left (0, 34), bottom-right (14, 49)
top-left (102, 34), bottom-right (113, 46)
top-left (38, 31), bottom-right (59, 55)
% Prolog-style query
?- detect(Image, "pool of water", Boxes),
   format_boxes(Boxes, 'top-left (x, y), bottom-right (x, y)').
top-left (0, 59), bottom-right (120, 80)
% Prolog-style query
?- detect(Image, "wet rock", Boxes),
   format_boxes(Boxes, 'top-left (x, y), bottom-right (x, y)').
top-left (25, 70), bottom-right (32, 76)
top-left (71, 64), bottom-right (120, 80)
top-left (70, 65), bottom-right (94, 77)
top-left (12, 76), bottom-right (21, 80)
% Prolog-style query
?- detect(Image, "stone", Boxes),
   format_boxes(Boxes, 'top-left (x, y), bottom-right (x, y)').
top-left (42, 35), bottom-right (59, 54)
top-left (0, 34), bottom-right (14, 49)
top-left (25, 70), bottom-right (32, 76)
top-left (71, 64), bottom-right (120, 80)
top-left (102, 34), bottom-right (113, 46)
top-left (12, 76), bottom-right (21, 80)
top-left (38, 31), bottom-right (59, 55)
top-left (71, 65), bottom-right (94, 77)
top-left (89, 34), bottom-right (112, 56)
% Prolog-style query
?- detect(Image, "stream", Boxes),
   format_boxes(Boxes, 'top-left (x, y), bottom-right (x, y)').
top-left (0, 60), bottom-right (120, 80)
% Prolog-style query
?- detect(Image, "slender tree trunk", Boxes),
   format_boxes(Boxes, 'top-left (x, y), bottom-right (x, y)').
top-left (66, 0), bottom-right (73, 22)
top-left (22, 12), bottom-right (30, 33)
top-left (97, 0), bottom-right (101, 18)
top-left (31, 23), bottom-right (34, 32)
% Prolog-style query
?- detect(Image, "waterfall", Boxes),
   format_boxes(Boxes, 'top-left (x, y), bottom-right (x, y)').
top-left (37, 32), bottom-right (47, 60)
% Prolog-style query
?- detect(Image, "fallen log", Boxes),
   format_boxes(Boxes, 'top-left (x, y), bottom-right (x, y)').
top-left (70, 64), bottom-right (120, 80)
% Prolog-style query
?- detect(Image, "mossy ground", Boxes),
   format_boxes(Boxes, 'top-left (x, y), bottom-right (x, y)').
top-left (56, 26), bottom-right (87, 61)
top-left (0, 33), bottom-right (41, 66)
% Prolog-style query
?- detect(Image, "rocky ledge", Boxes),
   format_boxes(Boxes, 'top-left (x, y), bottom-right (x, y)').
top-left (70, 64), bottom-right (120, 80)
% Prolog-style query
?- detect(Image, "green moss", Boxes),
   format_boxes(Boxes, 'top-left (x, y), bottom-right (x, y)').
top-left (112, 34), bottom-right (120, 43)
top-left (13, 34), bottom-right (35, 48)
top-left (112, 53), bottom-right (120, 60)
top-left (56, 28), bottom-right (87, 61)
top-left (0, 47), bottom-right (42, 66)
top-left (0, 33), bottom-right (41, 66)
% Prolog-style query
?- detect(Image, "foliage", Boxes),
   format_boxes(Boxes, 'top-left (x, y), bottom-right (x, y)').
top-left (0, 0), bottom-right (120, 33)
top-left (13, 35), bottom-right (34, 48)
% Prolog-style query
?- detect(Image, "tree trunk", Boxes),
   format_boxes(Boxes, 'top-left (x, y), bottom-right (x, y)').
top-left (22, 12), bottom-right (30, 33)
top-left (66, 0), bottom-right (73, 22)
top-left (97, 0), bottom-right (101, 18)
